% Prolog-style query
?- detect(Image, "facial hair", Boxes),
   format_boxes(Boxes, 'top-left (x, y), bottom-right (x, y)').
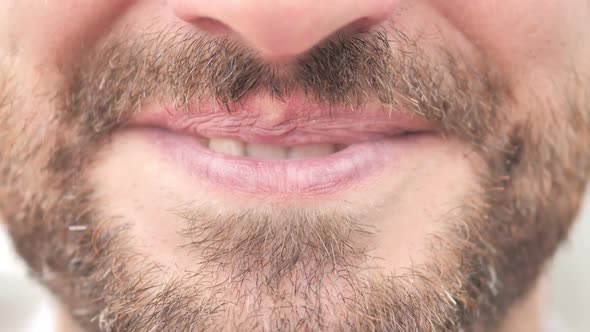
top-left (0, 26), bottom-right (589, 331)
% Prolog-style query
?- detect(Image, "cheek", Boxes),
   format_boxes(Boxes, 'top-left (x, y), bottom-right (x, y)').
top-left (0, 0), bottom-right (134, 67)
top-left (429, 0), bottom-right (588, 71)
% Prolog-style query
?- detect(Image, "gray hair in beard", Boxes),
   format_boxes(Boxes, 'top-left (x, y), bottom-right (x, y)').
top-left (2, 23), bottom-right (589, 332)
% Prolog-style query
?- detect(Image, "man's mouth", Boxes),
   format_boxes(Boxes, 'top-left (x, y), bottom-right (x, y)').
top-left (126, 96), bottom-right (435, 196)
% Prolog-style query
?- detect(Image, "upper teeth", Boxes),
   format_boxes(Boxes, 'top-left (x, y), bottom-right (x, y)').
top-left (206, 138), bottom-right (339, 159)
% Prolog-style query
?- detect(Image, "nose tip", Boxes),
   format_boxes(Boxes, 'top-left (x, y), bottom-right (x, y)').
top-left (169, 0), bottom-right (396, 58)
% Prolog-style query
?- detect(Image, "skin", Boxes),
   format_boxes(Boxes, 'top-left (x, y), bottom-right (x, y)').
top-left (1, 1), bottom-right (589, 331)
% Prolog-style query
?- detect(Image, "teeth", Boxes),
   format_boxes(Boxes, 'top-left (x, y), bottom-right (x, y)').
top-left (206, 138), bottom-right (342, 159)
top-left (247, 143), bottom-right (289, 159)
top-left (289, 144), bottom-right (336, 159)
top-left (208, 138), bottom-right (246, 156)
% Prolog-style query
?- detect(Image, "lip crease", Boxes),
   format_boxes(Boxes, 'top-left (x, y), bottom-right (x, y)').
top-left (126, 95), bottom-right (435, 196)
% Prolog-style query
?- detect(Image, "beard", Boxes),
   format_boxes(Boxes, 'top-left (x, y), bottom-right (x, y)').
top-left (0, 26), bottom-right (589, 331)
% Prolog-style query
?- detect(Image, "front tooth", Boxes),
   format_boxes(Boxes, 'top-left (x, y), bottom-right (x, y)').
top-left (246, 143), bottom-right (288, 159)
top-left (288, 144), bottom-right (336, 159)
top-left (208, 138), bottom-right (246, 156)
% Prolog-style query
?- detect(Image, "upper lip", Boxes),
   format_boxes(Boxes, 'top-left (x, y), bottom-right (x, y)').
top-left (127, 95), bottom-right (434, 145)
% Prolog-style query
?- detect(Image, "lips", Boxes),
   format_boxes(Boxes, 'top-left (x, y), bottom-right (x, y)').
top-left (127, 95), bottom-right (434, 196)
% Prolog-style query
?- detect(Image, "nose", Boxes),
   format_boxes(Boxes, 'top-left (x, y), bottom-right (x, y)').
top-left (169, 0), bottom-right (396, 58)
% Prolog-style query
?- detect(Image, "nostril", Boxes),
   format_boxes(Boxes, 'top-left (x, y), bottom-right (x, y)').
top-left (343, 17), bottom-right (377, 34)
top-left (169, 0), bottom-right (396, 58)
top-left (191, 17), bottom-right (233, 36)
top-left (334, 16), bottom-right (388, 38)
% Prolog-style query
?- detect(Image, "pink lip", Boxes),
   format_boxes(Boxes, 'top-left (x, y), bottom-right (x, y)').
top-left (127, 96), bottom-right (434, 196)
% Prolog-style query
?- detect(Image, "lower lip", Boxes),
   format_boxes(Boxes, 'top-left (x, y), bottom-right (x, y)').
top-left (137, 128), bottom-right (425, 197)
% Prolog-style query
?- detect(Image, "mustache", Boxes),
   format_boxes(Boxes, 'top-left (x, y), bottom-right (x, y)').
top-left (63, 26), bottom-right (507, 145)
